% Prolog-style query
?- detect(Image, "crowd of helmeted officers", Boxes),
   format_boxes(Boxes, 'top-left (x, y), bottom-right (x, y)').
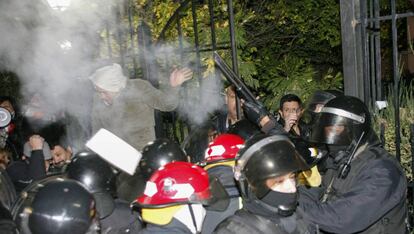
top-left (0, 64), bottom-right (409, 234)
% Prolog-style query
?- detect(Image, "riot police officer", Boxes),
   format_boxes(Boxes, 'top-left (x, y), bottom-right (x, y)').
top-left (16, 178), bottom-right (100, 234)
top-left (299, 96), bottom-right (408, 233)
top-left (133, 161), bottom-right (229, 234)
top-left (201, 133), bottom-right (244, 234)
top-left (116, 138), bottom-right (188, 202)
top-left (67, 151), bottom-right (142, 234)
top-left (215, 134), bottom-right (316, 233)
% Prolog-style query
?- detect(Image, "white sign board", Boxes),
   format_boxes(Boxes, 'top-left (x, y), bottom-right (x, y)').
top-left (86, 128), bottom-right (141, 175)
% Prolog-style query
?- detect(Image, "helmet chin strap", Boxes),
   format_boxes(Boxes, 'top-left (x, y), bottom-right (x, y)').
top-left (174, 204), bottom-right (205, 234)
top-left (188, 204), bottom-right (199, 234)
top-left (337, 131), bottom-right (366, 179)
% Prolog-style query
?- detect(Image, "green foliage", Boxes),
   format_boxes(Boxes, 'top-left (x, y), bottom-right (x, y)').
top-left (258, 55), bottom-right (342, 110)
top-left (0, 72), bottom-right (21, 101)
top-left (131, 0), bottom-right (344, 108)
top-left (372, 82), bottom-right (414, 181)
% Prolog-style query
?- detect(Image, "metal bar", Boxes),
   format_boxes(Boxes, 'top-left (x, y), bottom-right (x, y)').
top-left (368, 0), bottom-right (376, 105)
top-left (105, 21), bottom-right (113, 59)
top-left (410, 123), bottom-right (414, 176)
top-left (226, 0), bottom-right (241, 120)
top-left (127, 0), bottom-right (138, 78)
top-left (374, 0), bottom-right (382, 100)
top-left (391, 0), bottom-right (401, 161)
top-left (340, 0), bottom-right (364, 99)
top-left (176, 10), bottom-right (186, 143)
top-left (191, 0), bottom-right (202, 84)
top-left (208, 0), bottom-right (217, 52)
top-left (157, 0), bottom-right (191, 42)
top-left (411, 123), bottom-right (414, 221)
top-left (363, 12), bottom-right (414, 23)
top-left (177, 18), bottom-right (185, 63)
top-left (115, 5), bottom-right (125, 68)
top-left (360, 0), bottom-right (370, 104)
top-left (180, 46), bottom-right (230, 54)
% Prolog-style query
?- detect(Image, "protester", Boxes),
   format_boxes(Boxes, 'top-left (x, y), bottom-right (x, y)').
top-left (89, 63), bottom-right (192, 151)
top-left (48, 140), bottom-right (72, 175)
top-left (277, 94), bottom-right (309, 138)
top-left (0, 96), bottom-right (24, 160)
top-left (6, 134), bottom-right (47, 192)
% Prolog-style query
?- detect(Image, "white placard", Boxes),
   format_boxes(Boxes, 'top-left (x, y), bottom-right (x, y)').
top-left (86, 128), bottom-right (141, 175)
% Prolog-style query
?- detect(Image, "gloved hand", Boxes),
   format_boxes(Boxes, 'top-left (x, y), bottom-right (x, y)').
top-left (242, 101), bottom-right (268, 126)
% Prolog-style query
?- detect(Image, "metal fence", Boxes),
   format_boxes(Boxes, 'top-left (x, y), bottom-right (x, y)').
top-left (340, 0), bottom-right (414, 222)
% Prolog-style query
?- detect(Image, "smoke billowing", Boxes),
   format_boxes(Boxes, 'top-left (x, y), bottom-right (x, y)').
top-left (0, 0), bottom-right (224, 150)
top-left (0, 0), bottom-right (119, 150)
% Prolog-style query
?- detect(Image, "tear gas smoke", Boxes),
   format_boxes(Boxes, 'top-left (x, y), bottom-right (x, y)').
top-left (0, 0), bottom-right (224, 151)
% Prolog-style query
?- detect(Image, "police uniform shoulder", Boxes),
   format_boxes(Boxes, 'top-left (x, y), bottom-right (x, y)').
top-left (214, 210), bottom-right (262, 234)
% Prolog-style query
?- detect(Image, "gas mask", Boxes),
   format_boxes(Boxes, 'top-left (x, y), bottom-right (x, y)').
top-left (260, 176), bottom-right (298, 217)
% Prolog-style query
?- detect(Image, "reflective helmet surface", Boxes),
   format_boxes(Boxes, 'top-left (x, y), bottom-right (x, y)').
top-left (27, 179), bottom-right (97, 234)
top-left (139, 138), bottom-right (187, 180)
top-left (66, 151), bottom-right (117, 195)
top-left (204, 133), bottom-right (244, 164)
top-left (306, 90), bottom-right (342, 113)
top-left (135, 161), bottom-right (211, 207)
top-left (236, 134), bottom-right (309, 198)
top-left (309, 95), bottom-right (371, 145)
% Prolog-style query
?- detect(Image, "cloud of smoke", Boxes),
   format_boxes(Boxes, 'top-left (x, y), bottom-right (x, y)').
top-left (0, 0), bottom-right (225, 151)
top-left (0, 0), bottom-right (117, 150)
top-left (142, 42), bottom-right (225, 126)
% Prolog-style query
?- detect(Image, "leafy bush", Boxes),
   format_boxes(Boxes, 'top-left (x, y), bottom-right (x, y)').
top-left (372, 82), bottom-right (414, 181)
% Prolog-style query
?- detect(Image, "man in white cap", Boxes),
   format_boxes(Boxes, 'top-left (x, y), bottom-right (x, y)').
top-left (89, 63), bottom-right (192, 151)
top-left (89, 64), bottom-right (192, 202)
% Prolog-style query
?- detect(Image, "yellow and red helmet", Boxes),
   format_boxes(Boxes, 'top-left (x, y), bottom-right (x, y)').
top-left (135, 161), bottom-right (211, 207)
top-left (203, 133), bottom-right (244, 164)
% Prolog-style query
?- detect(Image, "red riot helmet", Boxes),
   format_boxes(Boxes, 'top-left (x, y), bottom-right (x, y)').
top-left (133, 161), bottom-right (229, 211)
top-left (134, 162), bottom-right (211, 207)
top-left (203, 134), bottom-right (244, 165)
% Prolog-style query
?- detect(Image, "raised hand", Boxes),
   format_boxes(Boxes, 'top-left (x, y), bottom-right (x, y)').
top-left (169, 67), bottom-right (193, 87)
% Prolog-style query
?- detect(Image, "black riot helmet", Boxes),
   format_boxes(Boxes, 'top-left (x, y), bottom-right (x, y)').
top-left (26, 179), bottom-right (99, 234)
top-left (235, 134), bottom-right (309, 199)
top-left (306, 90), bottom-right (343, 113)
top-left (309, 95), bottom-right (371, 146)
top-left (302, 90), bottom-right (343, 129)
top-left (139, 138), bottom-right (188, 180)
top-left (66, 151), bottom-right (117, 219)
top-left (227, 119), bottom-right (261, 141)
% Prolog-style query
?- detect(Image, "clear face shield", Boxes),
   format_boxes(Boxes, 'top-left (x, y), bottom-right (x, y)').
top-left (310, 107), bottom-right (366, 146)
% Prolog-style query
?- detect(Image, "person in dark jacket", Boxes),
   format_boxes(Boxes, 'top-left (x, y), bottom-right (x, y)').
top-left (277, 94), bottom-right (310, 139)
top-left (6, 134), bottom-right (47, 192)
top-left (215, 134), bottom-right (316, 234)
top-left (201, 133), bottom-right (244, 234)
top-left (298, 96), bottom-right (408, 233)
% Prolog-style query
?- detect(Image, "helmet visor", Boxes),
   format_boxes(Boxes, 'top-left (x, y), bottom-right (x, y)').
top-left (203, 176), bottom-right (230, 211)
top-left (310, 112), bottom-right (356, 145)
